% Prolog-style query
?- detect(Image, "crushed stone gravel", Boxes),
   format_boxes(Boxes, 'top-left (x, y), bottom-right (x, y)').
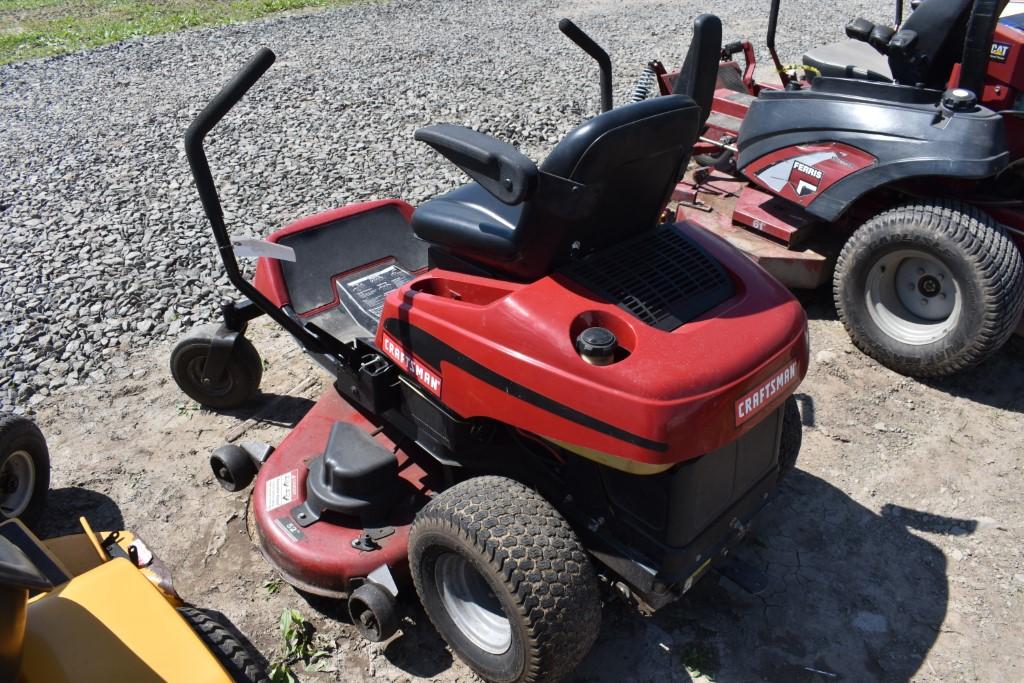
top-left (0, 0), bottom-right (889, 411)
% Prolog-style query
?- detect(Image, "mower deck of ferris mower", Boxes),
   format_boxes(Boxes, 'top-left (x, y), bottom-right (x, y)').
top-left (171, 17), bottom-right (808, 683)
top-left (638, 0), bottom-right (1024, 379)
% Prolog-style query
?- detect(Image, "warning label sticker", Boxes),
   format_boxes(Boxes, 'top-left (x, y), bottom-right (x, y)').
top-left (336, 263), bottom-right (415, 334)
top-left (265, 470), bottom-right (298, 512)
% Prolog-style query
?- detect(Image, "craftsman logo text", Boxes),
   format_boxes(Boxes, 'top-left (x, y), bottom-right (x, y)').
top-left (735, 361), bottom-right (799, 425)
top-left (381, 333), bottom-right (442, 396)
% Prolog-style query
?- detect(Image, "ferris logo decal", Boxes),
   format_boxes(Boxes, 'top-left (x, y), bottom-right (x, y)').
top-left (735, 361), bottom-right (799, 426)
top-left (381, 333), bottom-right (442, 396)
top-left (792, 160), bottom-right (823, 180)
top-left (755, 151), bottom-right (839, 198)
top-left (991, 42), bottom-right (1010, 63)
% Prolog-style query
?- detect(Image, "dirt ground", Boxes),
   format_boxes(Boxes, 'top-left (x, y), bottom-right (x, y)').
top-left (28, 293), bottom-right (1024, 682)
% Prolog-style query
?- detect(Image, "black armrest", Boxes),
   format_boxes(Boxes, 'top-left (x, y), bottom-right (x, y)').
top-left (845, 17), bottom-right (875, 42)
top-left (889, 29), bottom-right (918, 57)
top-left (414, 124), bottom-right (539, 205)
top-left (869, 25), bottom-right (895, 54)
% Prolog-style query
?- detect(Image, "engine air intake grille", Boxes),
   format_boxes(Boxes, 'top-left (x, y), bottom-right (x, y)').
top-left (561, 226), bottom-right (735, 331)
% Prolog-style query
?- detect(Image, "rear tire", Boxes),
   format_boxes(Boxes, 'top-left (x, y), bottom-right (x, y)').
top-left (409, 476), bottom-right (600, 683)
top-left (178, 606), bottom-right (269, 683)
top-left (170, 324), bottom-right (263, 409)
top-left (0, 413), bottom-right (50, 527)
top-left (778, 396), bottom-right (802, 480)
top-left (834, 200), bottom-right (1024, 377)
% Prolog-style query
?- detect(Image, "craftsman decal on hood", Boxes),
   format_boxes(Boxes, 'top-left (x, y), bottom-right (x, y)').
top-left (735, 360), bottom-right (799, 425)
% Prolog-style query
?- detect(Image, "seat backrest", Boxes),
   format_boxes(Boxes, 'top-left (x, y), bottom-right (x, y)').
top-left (672, 14), bottom-right (723, 129)
top-left (501, 95), bottom-right (700, 278)
top-left (889, 0), bottom-right (973, 87)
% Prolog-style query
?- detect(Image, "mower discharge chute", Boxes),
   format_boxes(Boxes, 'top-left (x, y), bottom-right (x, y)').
top-left (173, 18), bottom-right (808, 683)
top-left (645, 0), bottom-right (1024, 377)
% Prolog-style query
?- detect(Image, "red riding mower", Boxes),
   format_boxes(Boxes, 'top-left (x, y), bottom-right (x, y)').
top-left (636, 0), bottom-right (1024, 377)
top-left (171, 19), bottom-right (807, 683)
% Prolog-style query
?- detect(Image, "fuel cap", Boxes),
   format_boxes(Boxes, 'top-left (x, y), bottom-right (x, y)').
top-left (941, 88), bottom-right (978, 112)
top-left (576, 326), bottom-right (617, 366)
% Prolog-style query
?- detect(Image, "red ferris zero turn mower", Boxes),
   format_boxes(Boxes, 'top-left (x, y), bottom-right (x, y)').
top-left (171, 18), bottom-right (807, 683)
top-left (638, 0), bottom-right (1024, 377)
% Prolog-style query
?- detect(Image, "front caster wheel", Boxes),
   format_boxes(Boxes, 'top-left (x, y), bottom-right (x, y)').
top-left (210, 444), bottom-right (257, 492)
top-left (170, 324), bottom-right (263, 409)
top-left (0, 413), bottom-right (50, 527)
top-left (348, 581), bottom-right (398, 643)
top-left (409, 476), bottom-right (601, 683)
top-left (834, 200), bottom-right (1024, 377)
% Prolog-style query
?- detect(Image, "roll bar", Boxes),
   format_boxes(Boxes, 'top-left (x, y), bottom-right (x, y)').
top-left (184, 48), bottom-right (338, 356)
top-left (959, 0), bottom-right (1002, 94)
top-left (765, 0), bottom-right (790, 86)
top-left (558, 18), bottom-right (613, 112)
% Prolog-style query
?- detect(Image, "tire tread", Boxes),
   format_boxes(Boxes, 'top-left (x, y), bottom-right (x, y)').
top-left (834, 199), bottom-right (1024, 376)
top-left (410, 476), bottom-right (601, 683)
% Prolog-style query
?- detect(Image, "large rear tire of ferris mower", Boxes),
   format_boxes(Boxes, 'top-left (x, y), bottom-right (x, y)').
top-left (409, 476), bottom-right (601, 683)
top-left (178, 606), bottom-right (270, 683)
top-left (0, 413), bottom-right (50, 528)
top-left (833, 200), bottom-right (1024, 377)
top-left (170, 324), bottom-right (263, 410)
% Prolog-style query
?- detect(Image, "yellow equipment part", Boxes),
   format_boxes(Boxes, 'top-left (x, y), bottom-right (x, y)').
top-left (42, 525), bottom-right (181, 605)
top-left (18, 557), bottom-right (232, 683)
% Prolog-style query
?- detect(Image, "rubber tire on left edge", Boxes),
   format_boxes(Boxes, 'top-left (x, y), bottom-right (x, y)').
top-left (0, 413), bottom-right (50, 528)
top-left (778, 396), bottom-right (802, 481)
top-left (409, 476), bottom-right (601, 683)
top-left (178, 606), bottom-right (270, 683)
top-left (170, 324), bottom-right (263, 410)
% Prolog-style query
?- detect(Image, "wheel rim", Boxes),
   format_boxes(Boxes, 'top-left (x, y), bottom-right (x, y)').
top-left (434, 552), bottom-right (512, 655)
top-left (0, 450), bottom-right (36, 518)
top-left (864, 249), bottom-right (962, 346)
top-left (186, 354), bottom-right (233, 397)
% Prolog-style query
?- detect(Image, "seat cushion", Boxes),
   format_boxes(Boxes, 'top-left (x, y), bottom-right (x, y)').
top-left (411, 182), bottom-right (523, 264)
top-left (803, 39), bottom-right (892, 82)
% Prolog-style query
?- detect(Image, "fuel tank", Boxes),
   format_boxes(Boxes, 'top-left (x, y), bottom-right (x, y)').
top-left (375, 219), bottom-right (808, 473)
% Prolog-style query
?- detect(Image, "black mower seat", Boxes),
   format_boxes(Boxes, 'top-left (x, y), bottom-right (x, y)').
top-left (412, 95), bottom-right (701, 281)
top-left (806, 0), bottom-right (976, 89)
top-left (803, 40), bottom-right (893, 82)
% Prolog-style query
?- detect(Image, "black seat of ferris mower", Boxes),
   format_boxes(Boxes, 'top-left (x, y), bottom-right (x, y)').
top-left (411, 95), bottom-right (701, 280)
top-left (671, 13), bottom-right (722, 129)
top-left (803, 0), bottom-right (975, 88)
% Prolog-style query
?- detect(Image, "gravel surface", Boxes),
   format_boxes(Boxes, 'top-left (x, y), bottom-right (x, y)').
top-left (6, 2), bottom-right (1024, 682)
top-left (0, 0), bottom-right (891, 411)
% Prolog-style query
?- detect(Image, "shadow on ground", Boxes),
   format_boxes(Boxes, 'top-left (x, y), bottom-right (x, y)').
top-left (572, 471), bottom-right (951, 682)
top-left (36, 486), bottom-right (125, 538)
top-left (334, 470), bottom-right (950, 682)
top-left (797, 285), bottom-right (1024, 412)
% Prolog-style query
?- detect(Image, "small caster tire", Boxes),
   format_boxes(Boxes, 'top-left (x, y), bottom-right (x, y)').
top-left (348, 581), bottom-right (398, 643)
top-left (0, 413), bottom-right (50, 527)
top-left (170, 324), bottom-right (263, 410)
top-left (210, 444), bottom-right (256, 492)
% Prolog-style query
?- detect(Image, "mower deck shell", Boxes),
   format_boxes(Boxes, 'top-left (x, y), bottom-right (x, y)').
top-left (252, 388), bottom-right (431, 597)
